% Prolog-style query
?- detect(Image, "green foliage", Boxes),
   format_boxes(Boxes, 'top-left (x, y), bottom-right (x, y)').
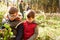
top-left (3, 23), bottom-right (13, 40)
top-left (4, 23), bottom-right (10, 29)
top-left (36, 14), bottom-right (60, 40)
top-left (0, 3), bottom-right (7, 26)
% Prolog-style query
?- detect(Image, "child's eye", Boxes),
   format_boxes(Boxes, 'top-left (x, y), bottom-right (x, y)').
top-left (19, 15), bottom-right (21, 16)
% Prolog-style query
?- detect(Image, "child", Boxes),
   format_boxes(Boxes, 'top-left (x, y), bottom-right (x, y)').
top-left (2, 7), bottom-right (22, 27)
top-left (16, 10), bottom-right (38, 40)
top-left (23, 10), bottom-right (38, 40)
top-left (2, 7), bottom-right (23, 40)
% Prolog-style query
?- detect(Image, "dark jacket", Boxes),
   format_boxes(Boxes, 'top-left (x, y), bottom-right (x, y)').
top-left (16, 23), bottom-right (24, 40)
top-left (2, 15), bottom-right (21, 35)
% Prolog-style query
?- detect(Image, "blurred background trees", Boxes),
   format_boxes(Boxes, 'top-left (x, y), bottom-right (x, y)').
top-left (0, 0), bottom-right (60, 13)
top-left (28, 0), bottom-right (60, 13)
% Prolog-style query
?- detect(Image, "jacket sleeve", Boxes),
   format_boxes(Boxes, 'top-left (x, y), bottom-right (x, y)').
top-left (16, 23), bottom-right (24, 40)
top-left (2, 18), bottom-right (8, 29)
top-left (28, 26), bottom-right (38, 40)
top-left (2, 18), bottom-right (7, 24)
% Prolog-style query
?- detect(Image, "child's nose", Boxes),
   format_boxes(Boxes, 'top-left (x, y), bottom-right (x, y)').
top-left (14, 14), bottom-right (17, 16)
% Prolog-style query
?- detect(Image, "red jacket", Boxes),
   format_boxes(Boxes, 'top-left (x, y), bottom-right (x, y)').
top-left (23, 21), bottom-right (37, 40)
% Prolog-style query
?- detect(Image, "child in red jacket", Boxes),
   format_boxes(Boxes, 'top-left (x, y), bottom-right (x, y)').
top-left (23, 10), bottom-right (38, 40)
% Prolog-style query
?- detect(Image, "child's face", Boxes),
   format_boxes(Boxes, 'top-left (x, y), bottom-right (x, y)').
top-left (10, 13), bottom-right (18, 17)
top-left (9, 13), bottom-right (18, 20)
top-left (27, 18), bottom-right (34, 23)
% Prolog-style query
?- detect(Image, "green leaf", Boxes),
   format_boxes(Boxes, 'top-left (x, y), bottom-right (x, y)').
top-left (4, 23), bottom-right (10, 29)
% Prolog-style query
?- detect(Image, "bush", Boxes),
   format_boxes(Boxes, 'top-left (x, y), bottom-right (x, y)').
top-left (36, 14), bottom-right (60, 40)
top-left (0, 3), bottom-right (7, 26)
